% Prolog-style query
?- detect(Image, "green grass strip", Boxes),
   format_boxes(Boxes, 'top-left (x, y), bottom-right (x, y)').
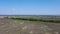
top-left (10, 18), bottom-right (60, 23)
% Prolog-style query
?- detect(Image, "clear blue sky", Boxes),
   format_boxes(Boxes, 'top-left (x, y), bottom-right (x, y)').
top-left (0, 0), bottom-right (60, 15)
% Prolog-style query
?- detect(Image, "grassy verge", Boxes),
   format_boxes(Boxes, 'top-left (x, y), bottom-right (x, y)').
top-left (10, 18), bottom-right (60, 23)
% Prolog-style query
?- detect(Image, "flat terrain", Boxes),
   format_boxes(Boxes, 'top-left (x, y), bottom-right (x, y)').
top-left (0, 18), bottom-right (60, 34)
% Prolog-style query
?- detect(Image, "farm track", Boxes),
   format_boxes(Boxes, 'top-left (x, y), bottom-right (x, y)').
top-left (0, 18), bottom-right (60, 34)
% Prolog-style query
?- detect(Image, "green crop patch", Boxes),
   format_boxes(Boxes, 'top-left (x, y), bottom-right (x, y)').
top-left (10, 18), bottom-right (60, 23)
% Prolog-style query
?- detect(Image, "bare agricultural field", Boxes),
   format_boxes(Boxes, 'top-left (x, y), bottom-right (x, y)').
top-left (0, 16), bottom-right (60, 34)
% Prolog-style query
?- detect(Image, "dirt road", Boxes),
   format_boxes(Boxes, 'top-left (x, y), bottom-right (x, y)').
top-left (0, 18), bottom-right (60, 34)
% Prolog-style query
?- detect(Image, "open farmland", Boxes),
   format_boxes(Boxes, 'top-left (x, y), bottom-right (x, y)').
top-left (8, 15), bottom-right (60, 23)
top-left (8, 15), bottom-right (60, 20)
top-left (0, 16), bottom-right (60, 34)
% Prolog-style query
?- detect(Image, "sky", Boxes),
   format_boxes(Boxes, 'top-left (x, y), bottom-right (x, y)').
top-left (0, 0), bottom-right (60, 15)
